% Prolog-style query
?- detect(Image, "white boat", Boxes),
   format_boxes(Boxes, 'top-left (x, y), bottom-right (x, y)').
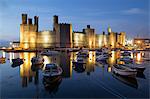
top-left (43, 63), bottom-right (63, 77)
top-left (96, 54), bottom-right (108, 61)
top-left (31, 56), bottom-right (44, 65)
top-left (121, 51), bottom-right (131, 56)
top-left (112, 64), bottom-right (137, 77)
top-left (125, 63), bottom-right (145, 72)
top-left (120, 57), bottom-right (133, 62)
top-left (75, 57), bottom-right (85, 63)
top-left (12, 58), bottom-right (24, 63)
top-left (76, 50), bottom-right (89, 57)
top-left (41, 50), bottom-right (59, 56)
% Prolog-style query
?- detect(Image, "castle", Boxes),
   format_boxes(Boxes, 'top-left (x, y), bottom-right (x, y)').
top-left (20, 14), bottom-right (126, 49)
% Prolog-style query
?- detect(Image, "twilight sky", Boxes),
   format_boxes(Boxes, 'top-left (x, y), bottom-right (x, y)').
top-left (0, 0), bottom-right (149, 41)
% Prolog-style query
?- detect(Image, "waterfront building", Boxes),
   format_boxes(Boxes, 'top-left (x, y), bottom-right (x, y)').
top-left (73, 31), bottom-right (86, 48)
top-left (116, 32), bottom-right (126, 48)
top-left (19, 13), bottom-right (126, 49)
top-left (53, 15), bottom-right (72, 48)
top-left (37, 30), bottom-right (55, 48)
top-left (108, 27), bottom-right (126, 49)
top-left (133, 38), bottom-right (150, 50)
top-left (83, 25), bottom-right (95, 48)
top-left (20, 14), bottom-right (38, 49)
top-left (95, 32), bottom-right (107, 48)
top-left (10, 41), bottom-right (20, 48)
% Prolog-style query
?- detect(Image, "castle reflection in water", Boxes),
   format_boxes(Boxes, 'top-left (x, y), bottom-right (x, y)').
top-left (6, 50), bottom-right (145, 88)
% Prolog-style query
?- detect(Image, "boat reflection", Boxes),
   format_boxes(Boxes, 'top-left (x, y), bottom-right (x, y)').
top-left (112, 73), bottom-right (138, 89)
top-left (136, 72), bottom-right (146, 79)
top-left (31, 63), bottom-right (44, 72)
top-left (73, 63), bottom-right (86, 73)
top-left (11, 62), bottom-right (24, 68)
top-left (43, 76), bottom-right (62, 94)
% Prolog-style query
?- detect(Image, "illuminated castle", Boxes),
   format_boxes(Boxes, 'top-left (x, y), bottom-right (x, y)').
top-left (20, 14), bottom-right (126, 49)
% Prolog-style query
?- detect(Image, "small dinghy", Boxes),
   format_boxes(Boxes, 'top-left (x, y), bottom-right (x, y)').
top-left (125, 63), bottom-right (146, 73)
top-left (43, 63), bottom-right (63, 77)
top-left (76, 50), bottom-right (89, 57)
top-left (31, 56), bottom-right (44, 65)
top-left (41, 50), bottom-right (59, 56)
top-left (12, 58), bottom-right (23, 63)
top-left (112, 64), bottom-right (137, 77)
top-left (120, 57), bottom-right (133, 62)
top-left (96, 54), bottom-right (108, 61)
top-left (72, 57), bottom-right (86, 64)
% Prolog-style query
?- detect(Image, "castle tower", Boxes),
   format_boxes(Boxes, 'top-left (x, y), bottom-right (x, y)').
top-left (34, 16), bottom-right (39, 32)
top-left (107, 27), bottom-right (112, 33)
top-left (22, 14), bottom-right (27, 24)
top-left (20, 14), bottom-right (38, 49)
top-left (83, 25), bottom-right (95, 48)
top-left (53, 15), bottom-right (58, 31)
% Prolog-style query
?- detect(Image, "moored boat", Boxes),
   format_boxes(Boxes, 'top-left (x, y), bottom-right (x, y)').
top-left (125, 63), bottom-right (146, 72)
top-left (43, 63), bottom-right (63, 77)
top-left (12, 58), bottom-right (23, 63)
top-left (120, 57), bottom-right (133, 63)
top-left (41, 50), bottom-right (59, 56)
top-left (76, 50), bottom-right (89, 57)
top-left (112, 64), bottom-right (137, 77)
top-left (31, 56), bottom-right (44, 65)
top-left (96, 54), bottom-right (108, 61)
top-left (121, 51), bottom-right (131, 56)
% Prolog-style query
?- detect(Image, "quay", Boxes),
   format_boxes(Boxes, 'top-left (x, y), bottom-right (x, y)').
top-left (0, 47), bottom-right (150, 52)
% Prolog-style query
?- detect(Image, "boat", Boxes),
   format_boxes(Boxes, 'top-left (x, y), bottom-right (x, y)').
top-left (112, 73), bottom-right (138, 89)
top-left (125, 63), bottom-right (146, 72)
top-left (41, 50), bottom-right (59, 56)
top-left (43, 63), bottom-right (63, 77)
top-left (96, 51), bottom-right (110, 56)
top-left (96, 54), bottom-right (108, 61)
top-left (31, 56), bottom-right (44, 65)
top-left (12, 58), bottom-right (23, 63)
top-left (112, 64), bottom-right (137, 77)
top-left (120, 57), bottom-right (133, 63)
top-left (72, 57), bottom-right (86, 64)
top-left (76, 50), bottom-right (89, 57)
top-left (73, 62), bottom-right (86, 73)
top-left (43, 76), bottom-right (62, 94)
top-left (121, 51), bottom-right (131, 56)
top-left (11, 62), bottom-right (23, 68)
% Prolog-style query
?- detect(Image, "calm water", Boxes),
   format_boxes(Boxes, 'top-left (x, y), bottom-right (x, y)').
top-left (0, 51), bottom-right (149, 98)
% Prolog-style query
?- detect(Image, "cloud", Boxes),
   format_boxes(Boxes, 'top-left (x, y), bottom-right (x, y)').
top-left (123, 8), bottom-right (145, 14)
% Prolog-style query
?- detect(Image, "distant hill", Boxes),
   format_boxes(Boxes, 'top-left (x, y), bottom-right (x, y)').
top-left (0, 40), bottom-right (10, 47)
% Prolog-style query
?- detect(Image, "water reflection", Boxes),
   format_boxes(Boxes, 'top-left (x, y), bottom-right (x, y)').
top-left (1, 50), bottom-right (149, 97)
top-left (112, 73), bottom-right (138, 89)
top-left (19, 52), bottom-right (38, 87)
top-left (43, 76), bottom-right (62, 95)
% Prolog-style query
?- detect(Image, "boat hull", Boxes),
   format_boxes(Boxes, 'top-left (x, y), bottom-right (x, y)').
top-left (112, 67), bottom-right (137, 77)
